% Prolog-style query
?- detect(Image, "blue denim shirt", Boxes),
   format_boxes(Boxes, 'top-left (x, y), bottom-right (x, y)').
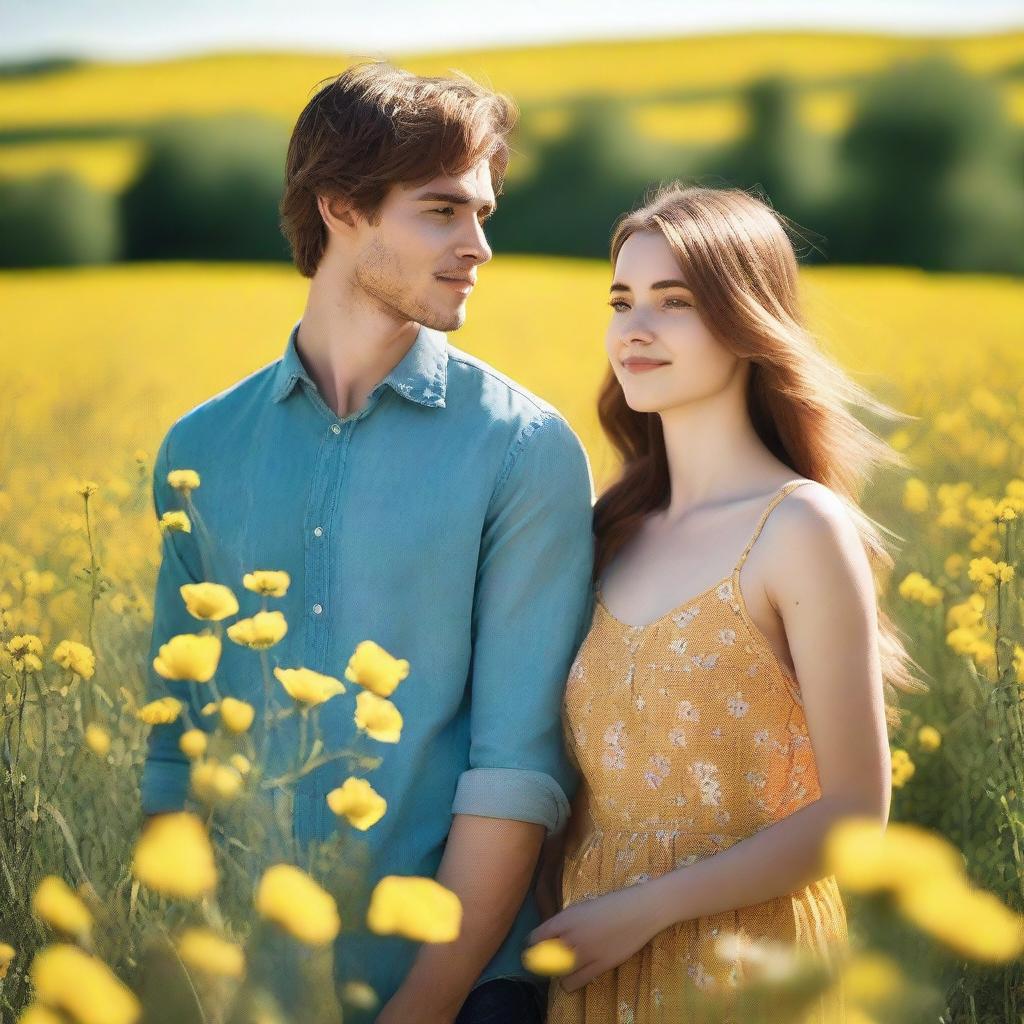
top-left (140, 317), bottom-right (596, 1012)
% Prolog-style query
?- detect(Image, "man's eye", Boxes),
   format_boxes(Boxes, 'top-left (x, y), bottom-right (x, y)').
top-left (432, 207), bottom-right (455, 217)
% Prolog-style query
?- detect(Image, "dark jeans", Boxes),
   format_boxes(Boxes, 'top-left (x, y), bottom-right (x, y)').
top-left (454, 977), bottom-right (547, 1024)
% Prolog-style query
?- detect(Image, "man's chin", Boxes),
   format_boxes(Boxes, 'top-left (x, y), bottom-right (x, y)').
top-left (418, 305), bottom-right (466, 333)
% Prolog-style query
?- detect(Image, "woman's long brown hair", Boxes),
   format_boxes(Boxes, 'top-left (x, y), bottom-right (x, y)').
top-left (593, 181), bottom-right (928, 731)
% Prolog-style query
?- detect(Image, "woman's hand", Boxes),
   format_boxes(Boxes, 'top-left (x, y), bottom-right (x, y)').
top-left (526, 882), bottom-right (667, 992)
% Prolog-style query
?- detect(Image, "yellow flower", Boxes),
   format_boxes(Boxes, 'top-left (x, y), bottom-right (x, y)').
top-left (19, 1002), bottom-right (65, 1024)
top-left (132, 812), bottom-right (217, 899)
top-left (75, 480), bottom-right (98, 498)
top-left (136, 696), bottom-right (183, 726)
top-left (219, 697), bottom-right (255, 733)
top-left (340, 981), bottom-right (379, 1010)
top-left (227, 610), bottom-right (287, 650)
top-left (180, 582), bottom-right (239, 621)
top-left (32, 876), bottom-right (92, 938)
top-left (229, 753), bottom-right (251, 776)
top-left (891, 748), bottom-right (915, 788)
top-left (967, 556), bottom-right (1014, 593)
top-left (1014, 644), bottom-right (1024, 685)
top-left (201, 701), bottom-right (220, 716)
top-left (917, 725), bottom-right (941, 751)
top-left (179, 729), bottom-right (208, 759)
top-left (943, 553), bottom-right (965, 580)
top-left (51, 639), bottom-right (95, 680)
top-left (242, 570), bottom-right (291, 597)
top-left (191, 759), bottom-right (244, 803)
top-left (158, 510), bottom-right (191, 534)
top-left (256, 864), bottom-right (340, 946)
top-left (902, 478), bottom-right (929, 513)
top-left (946, 593), bottom-right (985, 631)
top-left (167, 469), bottom-right (200, 494)
top-left (0, 941), bottom-right (14, 979)
top-left (824, 817), bottom-right (962, 894)
top-left (841, 951), bottom-right (904, 1004)
top-left (344, 640), bottom-right (410, 698)
top-left (153, 632), bottom-right (221, 682)
top-left (177, 927), bottom-right (245, 979)
top-left (897, 571), bottom-right (943, 607)
top-left (6, 634), bottom-right (43, 673)
top-left (273, 666), bottom-right (346, 706)
top-left (354, 690), bottom-right (403, 743)
top-left (84, 724), bottom-right (110, 756)
top-left (327, 778), bottom-right (387, 830)
top-left (31, 944), bottom-right (141, 1024)
top-left (522, 937), bottom-right (576, 976)
top-left (896, 875), bottom-right (1024, 962)
top-left (367, 876), bottom-right (461, 942)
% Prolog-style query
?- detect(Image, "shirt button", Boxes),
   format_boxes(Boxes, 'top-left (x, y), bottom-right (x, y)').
top-left (312, 603), bottom-right (323, 615)
top-left (313, 526), bottom-right (323, 537)
top-left (330, 424), bottom-right (341, 435)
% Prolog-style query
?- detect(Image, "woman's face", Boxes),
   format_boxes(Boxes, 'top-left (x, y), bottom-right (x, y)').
top-left (604, 229), bottom-right (743, 415)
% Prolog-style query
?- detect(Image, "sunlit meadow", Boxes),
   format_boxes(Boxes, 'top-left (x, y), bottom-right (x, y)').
top-left (2, 256), bottom-right (1024, 1022)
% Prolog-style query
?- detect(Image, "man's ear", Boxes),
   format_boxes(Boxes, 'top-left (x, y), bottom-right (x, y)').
top-left (318, 193), bottom-right (360, 235)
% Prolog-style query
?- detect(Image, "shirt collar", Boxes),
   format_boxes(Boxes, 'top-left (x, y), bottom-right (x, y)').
top-left (271, 319), bottom-right (448, 409)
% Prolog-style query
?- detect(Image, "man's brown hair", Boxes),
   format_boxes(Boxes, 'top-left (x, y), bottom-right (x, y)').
top-left (279, 60), bottom-right (518, 278)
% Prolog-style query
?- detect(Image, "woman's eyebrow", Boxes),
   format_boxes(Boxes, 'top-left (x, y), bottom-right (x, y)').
top-left (609, 279), bottom-right (691, 292)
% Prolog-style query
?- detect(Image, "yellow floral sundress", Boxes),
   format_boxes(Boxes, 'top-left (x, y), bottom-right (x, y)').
top-left (548, 479), bottom-right (849, 1024)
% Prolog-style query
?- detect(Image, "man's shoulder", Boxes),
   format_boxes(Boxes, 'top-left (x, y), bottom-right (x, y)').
top-left (159, 358), bottom-right (279, 456)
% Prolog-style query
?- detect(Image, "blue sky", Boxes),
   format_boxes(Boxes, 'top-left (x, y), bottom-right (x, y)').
top-left (3, 0), bottom-right (1023, 63)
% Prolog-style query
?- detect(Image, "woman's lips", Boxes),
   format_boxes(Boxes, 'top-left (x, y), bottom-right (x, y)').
top-left (622, 360), bottom-right (669, 373)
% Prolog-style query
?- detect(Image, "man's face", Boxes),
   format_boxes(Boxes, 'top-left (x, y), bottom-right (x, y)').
top-left (347, 160), bottom-right (496, 332)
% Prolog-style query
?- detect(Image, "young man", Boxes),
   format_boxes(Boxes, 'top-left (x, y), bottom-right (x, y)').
top-left (140, 61), bottom-right (595, 1024)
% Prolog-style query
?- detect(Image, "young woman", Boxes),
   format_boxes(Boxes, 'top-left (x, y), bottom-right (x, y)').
top-left (531, 183), bottom-right (926, 1023)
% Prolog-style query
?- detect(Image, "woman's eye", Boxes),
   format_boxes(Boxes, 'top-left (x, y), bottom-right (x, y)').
top-left (666, 298), bottom-right (692, 308)
top-left (607, 300), bottom-right (629, 312)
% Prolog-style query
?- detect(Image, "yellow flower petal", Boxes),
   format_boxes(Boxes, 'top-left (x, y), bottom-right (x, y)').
top-left (256, 864), bottom-right (340, 946)
top-left (153, 632), bottom-right (221, 682)
top-left (226, 611), bottom-right (287, 650)
top-left (326, 777), bottom-right (387, 830)
top-left (31, 877), bottom-right (92, 938)
top-left (367, 876), bottom-right (461, 942)
top-left (31, 944), bottom-right (140, 1024)
top-left (354, 690), bottom-right (403, 743)
top-left (132, 812), bottom-right (217, 899)
top-left (179, 582), bottom-right (239, 621)
top-left (522, 937), bottom-right (576, 976)
top-left (344, 640), bottom-right (410, 697)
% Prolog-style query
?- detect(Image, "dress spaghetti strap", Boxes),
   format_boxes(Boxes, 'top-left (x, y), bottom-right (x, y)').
top-left (733, 478), bottom-right (815, 573)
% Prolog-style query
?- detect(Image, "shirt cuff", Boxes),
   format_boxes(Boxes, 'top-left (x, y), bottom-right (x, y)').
top-left (452, 767), bottom-right (571, 836)
top-left (140, 756), bottom-right (191, 815)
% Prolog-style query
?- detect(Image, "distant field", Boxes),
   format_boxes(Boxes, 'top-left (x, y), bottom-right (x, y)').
top-left (0, 31), bottom-right (1021, 188)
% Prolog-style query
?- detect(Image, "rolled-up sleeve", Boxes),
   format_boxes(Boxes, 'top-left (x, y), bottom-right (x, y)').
top-left (451, 412), bottom-right (596, 836)
top-left (139, 427), bottom-right (205, 815)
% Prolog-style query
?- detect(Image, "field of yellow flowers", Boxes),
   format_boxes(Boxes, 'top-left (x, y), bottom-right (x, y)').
top-left (1, 257), bottom-right (1024, 1022)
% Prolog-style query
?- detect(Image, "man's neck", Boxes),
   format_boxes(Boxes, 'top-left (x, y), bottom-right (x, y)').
top-left (296, 289), bottom-right (420, 419)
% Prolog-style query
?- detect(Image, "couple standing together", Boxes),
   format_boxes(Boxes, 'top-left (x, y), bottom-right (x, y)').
top-left (141, 59), bottom-right (910, 1024)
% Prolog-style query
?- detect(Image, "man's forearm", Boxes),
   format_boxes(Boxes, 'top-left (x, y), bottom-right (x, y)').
top-left (387, 813), bottom-right (546, 1020)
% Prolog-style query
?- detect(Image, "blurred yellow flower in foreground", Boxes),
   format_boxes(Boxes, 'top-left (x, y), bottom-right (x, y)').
top-left (153, 632), bottom-right (221, 682)
top-left (179, 728), bottom-right (208, 759)
top-left (825, 817), bottom-right (962, 893)
top-left (354, 690), bottom-right (403, 743)
top-left (19, 1002), bottom-right (64, 1024)
top-left (167, 469), bottom-right (200, 494)
top-left (84, 723), bottom-right (110, 756)
top-left (367, 876), bottom-right (461, 942)
top-left (51, 639), bottom-right (95, 679)
top-left (522, 937), bottom-right (576, 976)
top-left (243, 570), bottom-right (290, 597)
top-left (897, 571), bottom-right (943, 607)
top-left (6, 634), bottom-right (43, 673)
top-left (897, 874), bottom-right (1024, 961)
top-left (180, 582), bottom-right (239, 621)
top-left (345, 640), bottom-right (410, 697)
top-left (341, 980), bottom-right (379, 1010)
top-left (273, 666), bottom-right (346, 706)
top-left (842, 951), bottom-right (904, 1003)
top-left (158, 510), bottom-right (191, 534)
top-left (229, 753), bottom-right (251, 775)
top-left (219, 697), bottom-right (255, 733)
top-left (132, 812), bottom-right (217, 899)
top-left (136, 696), bottom-right (183, 725)
top-left (327, 777), bottom-right (387, 830)
top-left (177, 927), bottom-right (245, 979)
top-left (227, 610), bottom-right (287, 650)
top-left (0, 941), bottom-right (14, 979)
top-left (191, 759), bottom-right (244, 803)
top-left (32, 876), bottom-right (92, 939)
top-left (31, 943), bottom-right (140, 1024)
top-left (256, 864), bottom-right (340, 946)
top-left (917, 725), bottom-right (942, 751)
